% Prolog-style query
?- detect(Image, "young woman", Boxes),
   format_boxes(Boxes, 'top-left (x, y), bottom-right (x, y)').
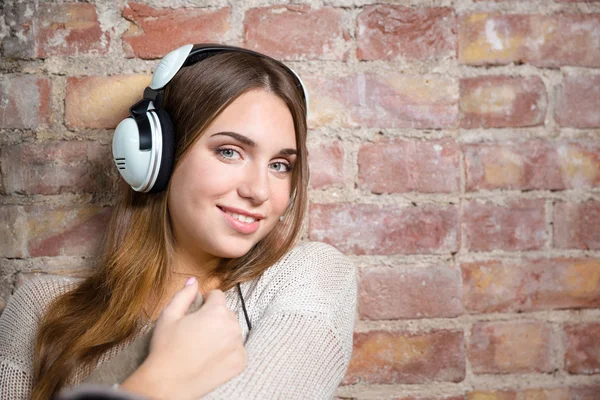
top-left (0, 44), bottom-right (357, 400)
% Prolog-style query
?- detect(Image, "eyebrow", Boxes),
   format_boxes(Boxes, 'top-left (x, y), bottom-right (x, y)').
top-left (210, 131), bottom-right (298, 156)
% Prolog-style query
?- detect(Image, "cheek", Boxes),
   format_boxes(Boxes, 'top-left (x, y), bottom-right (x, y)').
top-left (272, 184), bottom-right (293, 214)
top-left (171, 157), bottom-right (228, 197)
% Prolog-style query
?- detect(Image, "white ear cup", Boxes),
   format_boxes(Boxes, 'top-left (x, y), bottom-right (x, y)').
top-left (113, 110), bottom-right (163, 192)
top-left (151, 44), bottom-right (193, 90)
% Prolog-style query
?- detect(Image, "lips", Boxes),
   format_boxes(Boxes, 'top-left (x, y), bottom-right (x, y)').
top-left (217, 206), bottom-right (260, 234)
top-left (217, 205), bottom-right (265, 220)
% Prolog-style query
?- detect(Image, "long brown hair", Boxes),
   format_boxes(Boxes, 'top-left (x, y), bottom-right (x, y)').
top-left (31, 51), bottom-right (309, 399)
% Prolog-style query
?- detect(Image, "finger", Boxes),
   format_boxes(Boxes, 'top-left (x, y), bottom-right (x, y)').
top-left (158, 277), bottom-right (199, 324)
top-left (202, 289), bottom-right (226, 308)
top-left (185, 292), bottom-right (205, 315)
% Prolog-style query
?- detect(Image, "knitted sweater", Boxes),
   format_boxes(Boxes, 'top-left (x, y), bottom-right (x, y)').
top-left (0, 241), bottom-right (357, 399)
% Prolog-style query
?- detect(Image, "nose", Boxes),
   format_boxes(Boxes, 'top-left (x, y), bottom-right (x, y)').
top-left (238, 161), bottom-right (270, 204)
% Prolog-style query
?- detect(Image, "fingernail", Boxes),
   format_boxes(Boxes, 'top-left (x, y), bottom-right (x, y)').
top-left (185, 277), bottom-right (196, 286)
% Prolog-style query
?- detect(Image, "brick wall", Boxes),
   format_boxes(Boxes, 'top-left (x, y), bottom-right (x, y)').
top-left (1, 1), bottom-right (599, 399)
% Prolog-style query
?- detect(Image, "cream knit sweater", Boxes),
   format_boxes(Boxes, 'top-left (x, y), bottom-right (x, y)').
top-left (0, 241), bottom-right (357, 399)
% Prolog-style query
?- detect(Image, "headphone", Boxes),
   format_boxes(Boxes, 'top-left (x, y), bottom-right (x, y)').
top-left (112, 43), bottom-right (310, 198)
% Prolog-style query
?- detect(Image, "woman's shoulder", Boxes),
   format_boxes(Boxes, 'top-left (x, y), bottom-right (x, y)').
top-left (275, 240), bottom-right (356, 281)
top-left (0, 274), bottom-right (83, 372)
top-left (256, 240), bottom-right (357, 316)
top-left (3, 274), bottom-right (83, 321)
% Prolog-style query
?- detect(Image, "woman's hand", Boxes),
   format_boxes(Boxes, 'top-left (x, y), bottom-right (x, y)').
top-left (120, 278), bottom-right (247, 400)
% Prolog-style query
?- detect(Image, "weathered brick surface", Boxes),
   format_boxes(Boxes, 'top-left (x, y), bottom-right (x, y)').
top-left (0, 141), bottom-right (116, 195)
top-left (460, 75), bottom-right (547, 128)
top-left (459, 13), bottom-right (600, 67)
top-left (469, 321), bottom-right (554, 374)
top-left (122, 3), bottom-right (231, 59)
top-left (25, 206), bottom-right (112, 257)
top-left (359, 139), bottom-right (460, 193)
top-left (306, 74), bottom-right (458, 129)
top-left (463, 141), bottom-right (600, 191)
top-left (307, 140), bottom-right (344, 189)
top-left (2, 3), bottom-right (108, 58)
top-left (1, 0), bottom-right (599, 395)
top-left (309, 203), bottom-right (458, 255)
top-left (555, 75), bottom-right (600, 128)
top-left (467, 387), bottom-right (567, 400)
top-left (554, 201), bottom-right (600, 250)
top-left (0, 206), bottom-right (27, 258)
top-left (462, 258), bottom-right (600, 313)
top-left (344, 329), bottom-right (465, 384)
top-left (0, 205), bottom-right (112, 258)
top-left (356, 5), bottom-right (456, 61)
top-left (358, 264), bottom-right (462, 320)
top-left (462, 199), bottom-right (546, 251)
top-left (564, 322), bottom-right (600, 374)
top-left (0, 75), bottom-right (51, 129)
top-left (245, 5), bottom-right (349, 61)
top-left (65, 75), bottom-right (152, 129)
top-left (468, 386), bottom-right (600, 400)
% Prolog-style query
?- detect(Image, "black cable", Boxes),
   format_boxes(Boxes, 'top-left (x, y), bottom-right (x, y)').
top-left (237, 282), bottom-right (252, 332)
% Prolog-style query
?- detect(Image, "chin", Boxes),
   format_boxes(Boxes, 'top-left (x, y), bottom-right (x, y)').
top-left (211, 240), bottom-right (256, 259)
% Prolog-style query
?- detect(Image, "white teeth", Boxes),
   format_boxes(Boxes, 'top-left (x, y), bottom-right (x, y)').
top-left (225, 210), bottom-right (256, 223)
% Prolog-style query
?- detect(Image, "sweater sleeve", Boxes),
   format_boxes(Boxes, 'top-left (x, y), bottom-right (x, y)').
top-left (0, 275), bottom-right (79, 400)
top-left (201, 241), bottom-right (358, 400)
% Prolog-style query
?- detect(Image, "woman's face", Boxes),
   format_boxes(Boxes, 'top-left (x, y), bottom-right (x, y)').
top-left (167, 89), bottom-right (297, 262)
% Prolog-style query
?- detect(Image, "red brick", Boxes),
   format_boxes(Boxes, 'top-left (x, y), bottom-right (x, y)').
top-left (569, 385), bottom-right (600, 400)
top-left (307, 74), bottom-right (458, 129)
top-left (468, 388), bottom-right (568, 400)
top-left (122, 3), bottom-right (231, 59)
top-left (468, 385), bottom-right (600, 400)
top-left (307, 140), bottom-right (344, 189)
top-left (554, 201), bottom-right (600, 250)
top-left (65, 75), bottom-right (152, 129)
top-left (344, 329), bottom-right (465, 384)
top-left (358, 139), bottom-right (459, 194)
top-left (564, 322), bottom-right (600, 374)
top-left (356, 5), bottom-right (456, 61)
top-left (469, 321), bottom-right (554, 374)
top-left (0, 206), bottom-right (27, 258)
top-left (459, 13), bottom-right (600, 67)
top-left (462, 199), bottom-right (546, 251)
top-left (460, 76), bottom-right (547, 129)
top-left (309, 203), bottom-right (458, 255)
top-left (2, 3), bottom-right (108, 58)
top-left (464, 141), bottom-right (600, 191)
top-left (462, 258), bottom-right (600, 313)
top-left (0, 75), bottom-right (50, 129)
top-left (244, 5), bottom-right (349, 61)
top-left (358, 264), bottom-right (462, 320)
top-left (0, 141), bottom-right (116, 195)
top-left (25, 206), bottom-right (112, 257)
top-left (555, 75), bottom-right (600, 128)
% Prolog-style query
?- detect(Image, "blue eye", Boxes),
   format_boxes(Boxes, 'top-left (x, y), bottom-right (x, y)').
top-left (216, 147), bottom-right (241, 159)
top-left (215, 147), bottom-right (293, 174)
top-left (270, 162), bottom-right (292, 173)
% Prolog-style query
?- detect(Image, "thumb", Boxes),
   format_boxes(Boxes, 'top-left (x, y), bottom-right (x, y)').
top-left (158, 277), bottom-right (199, 325)
top-left (202, 289), bottom-right (227, 308)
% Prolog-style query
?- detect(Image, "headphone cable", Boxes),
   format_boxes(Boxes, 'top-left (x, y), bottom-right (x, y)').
top-left (237, 282), bottom-right (252, 332)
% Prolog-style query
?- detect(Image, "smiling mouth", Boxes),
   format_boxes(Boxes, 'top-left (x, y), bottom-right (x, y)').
top-left (217, 206), bottom-right (259, 222)
top-left (217, 206), bottom-right (261, 234)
